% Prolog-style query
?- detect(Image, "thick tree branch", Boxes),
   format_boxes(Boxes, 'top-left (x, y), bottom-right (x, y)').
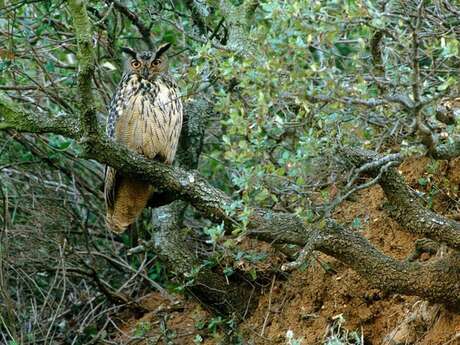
top-left (316, 221), bottom-right (460, 307)
top-left (250, 213), bottom-right (460, 306)
top-left (341, 147), bottom-right (460, 249)
top-left (86, 135), bottom-right (235, 224)
top-left (68, 0), bottom-right (99, 138)
top-left (382, 168), bottom-right (460, 248)
top-left (0, 94), bottom-right (79, 137)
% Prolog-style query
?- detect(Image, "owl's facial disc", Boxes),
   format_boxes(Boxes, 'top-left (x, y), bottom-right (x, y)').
top-left (122, 44), bottom-right (172, 81)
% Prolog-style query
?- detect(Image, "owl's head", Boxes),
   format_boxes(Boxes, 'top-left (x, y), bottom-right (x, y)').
top-left (122, 43), bottom-right (172, 81)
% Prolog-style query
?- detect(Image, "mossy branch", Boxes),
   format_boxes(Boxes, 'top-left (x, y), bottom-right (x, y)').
top-left (0, 94), bottom-right (79, 137)
top-left (68, 0), bottom-right (99, 138)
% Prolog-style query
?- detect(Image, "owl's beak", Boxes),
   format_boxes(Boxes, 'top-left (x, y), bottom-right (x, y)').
top-left (141, 67), bottom-right (150, 79)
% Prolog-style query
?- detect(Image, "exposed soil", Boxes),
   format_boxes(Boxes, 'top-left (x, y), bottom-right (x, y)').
top-left (113, 157), bottom-right (460, 345)
top-left (113, 292), bottom-right (209, 344)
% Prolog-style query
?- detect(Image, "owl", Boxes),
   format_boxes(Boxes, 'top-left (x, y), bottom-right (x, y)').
top-left (105, 43), bottom-right (183, 233)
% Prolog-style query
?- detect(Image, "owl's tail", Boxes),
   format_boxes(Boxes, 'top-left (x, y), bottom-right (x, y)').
top-left (105, 174), bottom-right (154, 234)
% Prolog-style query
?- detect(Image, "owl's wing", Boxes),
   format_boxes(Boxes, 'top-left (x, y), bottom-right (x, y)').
top-left (107, 74), bottom-right (129, 137)
top-left (105, 76), bottom-right (126, 208)
top-left (107, 95), bottom-right (120, 138)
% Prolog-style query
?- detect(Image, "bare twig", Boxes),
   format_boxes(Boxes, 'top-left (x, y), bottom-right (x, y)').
top-left (323, 155), bottom-right (401, 215)
top-left (306, 93), bottom-right (415, 110)
top-left (149, 10), bottom-right (236, 53)
top-left (260, 275), bottom-right (276, 336)
top-left (281, 231), bottom-right (321, 272)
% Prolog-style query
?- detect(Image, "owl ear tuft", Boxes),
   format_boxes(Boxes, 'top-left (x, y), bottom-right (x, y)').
top-left (155, 43), bottom-right (172, 59)
top-left (121, 47), bottom-right (137, 59)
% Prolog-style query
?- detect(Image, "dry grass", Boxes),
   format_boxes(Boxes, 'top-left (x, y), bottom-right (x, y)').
top-left (0, 133), bottom-right (171, 344)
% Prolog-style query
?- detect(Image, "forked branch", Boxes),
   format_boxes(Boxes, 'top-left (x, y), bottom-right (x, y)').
top-left (341, 147), bottom-right (460, 250)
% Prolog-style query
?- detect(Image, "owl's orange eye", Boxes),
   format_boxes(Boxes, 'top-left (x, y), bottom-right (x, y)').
top-left (131, 60), bottom-right (141, 68)
top-left (151, 59), bottom-right (161, 66)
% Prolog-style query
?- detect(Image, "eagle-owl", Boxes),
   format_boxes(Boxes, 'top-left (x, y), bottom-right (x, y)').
top-left (105, 43), bottom-right (183, 233)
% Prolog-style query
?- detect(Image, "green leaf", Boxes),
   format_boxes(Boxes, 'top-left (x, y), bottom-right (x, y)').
top-left (418, 177), bottom-right (428, 186)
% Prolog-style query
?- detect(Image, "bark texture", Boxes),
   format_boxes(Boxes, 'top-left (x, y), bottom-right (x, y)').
top-left (341, 147), bottom-right (460, 249)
